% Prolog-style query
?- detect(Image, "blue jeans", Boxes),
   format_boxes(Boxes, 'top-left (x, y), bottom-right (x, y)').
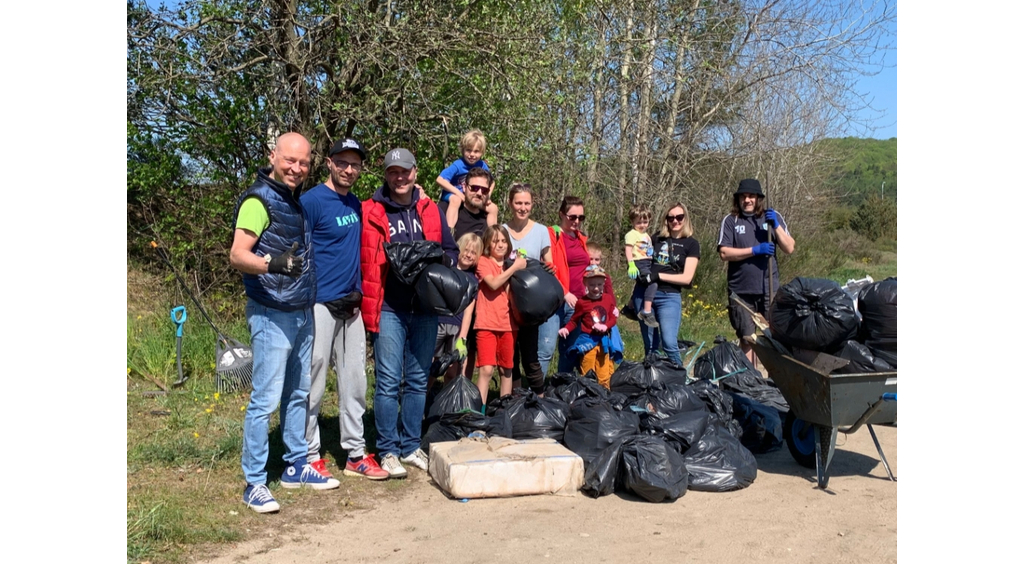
top-left (555, 302), bottom-right (579, 374)
top-left (372, 310), bottom-right (438, 458)
top-left (632, 283), bottom-right (683, 366)
top-left (242, 300), bottom-right (313, 486)
top-left (537, 310), bottom-right (561, 376)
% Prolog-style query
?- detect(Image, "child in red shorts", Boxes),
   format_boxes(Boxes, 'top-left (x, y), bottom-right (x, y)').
top-left (474, 225), bottom-right (527, 400)
top-left (559, 265), bottom-right (619, 388)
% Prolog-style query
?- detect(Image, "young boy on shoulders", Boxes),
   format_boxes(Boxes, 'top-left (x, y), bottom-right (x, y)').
top-left (437, 129), bottom-right (499, 228)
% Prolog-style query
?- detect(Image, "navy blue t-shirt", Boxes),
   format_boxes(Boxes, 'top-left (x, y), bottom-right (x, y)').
top-left (716, 212), bottom-right (790, 295)
top-left (300, 183), bottom-right (362, 303)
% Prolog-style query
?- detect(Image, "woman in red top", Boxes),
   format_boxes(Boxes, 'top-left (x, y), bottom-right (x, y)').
top-left (474, 225), bottom-right (527, 400)
top-left (547, 195), bottom-right (592, 373)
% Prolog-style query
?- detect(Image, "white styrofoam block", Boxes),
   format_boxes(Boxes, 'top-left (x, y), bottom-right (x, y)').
top-left (429, 437), bottom-right (585, 499)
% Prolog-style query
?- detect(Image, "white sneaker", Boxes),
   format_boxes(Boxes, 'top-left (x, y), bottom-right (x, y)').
top-left (380, 453), bottom-right (407, 479)
top-left (401, 448), bottom-right (429, 471)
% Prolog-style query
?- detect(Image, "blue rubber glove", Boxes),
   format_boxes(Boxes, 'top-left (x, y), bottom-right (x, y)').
top-left (751, 242), bottom-right (775, 256)
top-left (765, 209), bottom-right (780, 229)
top-left (627, 261), bottom-right (639, 279)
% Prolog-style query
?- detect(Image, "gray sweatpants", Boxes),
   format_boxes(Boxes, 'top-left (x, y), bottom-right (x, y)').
top-left (306, 303), bottom-right (368, 461)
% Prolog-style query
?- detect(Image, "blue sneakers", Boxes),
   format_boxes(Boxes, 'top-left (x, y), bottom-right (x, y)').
top-left (280, 461), bottom-right (341, 490)
top-left (243, 484), bottom-right (280, 514)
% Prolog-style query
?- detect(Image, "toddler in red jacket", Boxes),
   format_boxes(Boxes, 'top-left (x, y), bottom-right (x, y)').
top-left (559, 265), bottom-right (619, 388)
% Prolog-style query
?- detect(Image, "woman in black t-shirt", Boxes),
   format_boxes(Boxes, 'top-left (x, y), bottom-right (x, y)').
top-left (630, 202), bottom-right (701, 365)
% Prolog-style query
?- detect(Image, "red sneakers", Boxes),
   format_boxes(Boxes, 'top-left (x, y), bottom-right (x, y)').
top-left (310, 458), bottom-right (333, 478)
top-left (343, 454), bottom-right (390, 480)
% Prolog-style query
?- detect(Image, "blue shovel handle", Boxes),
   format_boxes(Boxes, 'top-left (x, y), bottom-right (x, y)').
top-left (170, 306), bottom-right (187, 337)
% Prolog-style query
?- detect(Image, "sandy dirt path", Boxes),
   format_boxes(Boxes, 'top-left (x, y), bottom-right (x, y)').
top-left (202, 425), bottom-right (896, 564)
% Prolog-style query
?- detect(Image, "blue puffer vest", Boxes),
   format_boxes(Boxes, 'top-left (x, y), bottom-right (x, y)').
top-left (233, 167), bottom-right (316, 311)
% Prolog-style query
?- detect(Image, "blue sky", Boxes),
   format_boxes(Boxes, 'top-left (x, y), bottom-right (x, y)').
top-left (854, 64), bottom-right (896, 140)
top-left (852, 5), bottom-right (896, 140)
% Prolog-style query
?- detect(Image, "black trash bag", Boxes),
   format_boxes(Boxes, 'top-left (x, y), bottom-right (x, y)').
top-left (619, 435), bottom-right (689, 502)
top-left (769, 277), bottom-right (859, 353)
top-left (630, 378), bottom-right (712, 419)
top-left (415, 263), bottom-right (479, 316)
top-left (834, 340), bottom-right (894, 374)
top-left (611, 352), bottom-right (688, 395)
top-left (687, 380), bottom-right (744, 439)
top-left (869, 346), bottom-right (897, 369)
top-left (728, 393), bottom-right (783, 454)
top-left (547, 370), bottom-right (611, 405)
top-left (693, 336), bottom-right (758, 381)
top-left (720, 375), bottom-right (789, 414)
top-left (492, 391), bottom-right (571, 441)
top-left (563, 397), bottom-right (641, 464)
top-left (420, 410), bottom-right (513, 452)
top-left (507, 258), bottom-right (564, 326)
top-left (683, 421), bottom-right (758, 492)
top-left (698, 336), bottom-right (788, 413)
top-left (425, 376), bottom-right (483, 426)
top-left (858, 277), bottom-right (897, 352)
top-left (384, 240), bottom-right (443, 285)
top-left (641, 410), bottom-right (710, 454)
top-left (429, 350), bottom-right (460, 380)
top-left (581, 437), bottom-right (626, 498)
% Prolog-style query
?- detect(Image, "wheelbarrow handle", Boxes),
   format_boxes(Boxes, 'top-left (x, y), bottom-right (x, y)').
top-left (170, 306), bottom-right (187, 338)
top-left (882, 393), bottom-right (896, 402)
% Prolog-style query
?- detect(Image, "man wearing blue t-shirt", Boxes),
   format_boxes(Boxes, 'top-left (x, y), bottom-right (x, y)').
top-left (301, 138), bottom-right (388, 480)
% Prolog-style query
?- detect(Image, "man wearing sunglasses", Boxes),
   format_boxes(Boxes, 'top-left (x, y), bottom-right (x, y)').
top-left (717, 178), bottom-right (796, 365)
top-left (438, 167), bottom-right (496, 240)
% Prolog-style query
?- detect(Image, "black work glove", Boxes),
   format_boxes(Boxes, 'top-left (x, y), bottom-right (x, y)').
top-left (267, 243), bottom-right (303, 277)
top-left (641, 271), bottom-right (661, 285)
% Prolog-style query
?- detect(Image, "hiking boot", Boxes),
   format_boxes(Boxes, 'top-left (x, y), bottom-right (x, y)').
top-left (343, 454), bottom-right (389, 480)
top-left (380, 453), bottom-right (407, 479)
top-left (401, 448), bottom-right (429, 471)
top-left (280, 461), bottom-right (341, 490)
top-left (638, 309), bottom-right (659, 328)
top-left (310, 458), bottom-right (333, 478)
top-left (243, 484), bottom-right (280, 514)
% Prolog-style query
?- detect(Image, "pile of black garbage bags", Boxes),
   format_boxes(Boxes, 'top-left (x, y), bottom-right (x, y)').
top-left (422, 349), bottom-right (793, 503)
top-left (769, 276), bottom-right (897, 371)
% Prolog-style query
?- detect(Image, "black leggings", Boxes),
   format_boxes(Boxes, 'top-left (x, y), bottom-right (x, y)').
top-left (511, 324), bottom-right (545, 393)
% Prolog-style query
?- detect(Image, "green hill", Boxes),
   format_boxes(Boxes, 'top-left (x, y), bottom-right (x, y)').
top-left (819, 137), bottom-right (897, 204)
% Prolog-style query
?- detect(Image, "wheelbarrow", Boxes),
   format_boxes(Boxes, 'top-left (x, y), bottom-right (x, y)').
top-left (751, 335), bottom-right (897, 489)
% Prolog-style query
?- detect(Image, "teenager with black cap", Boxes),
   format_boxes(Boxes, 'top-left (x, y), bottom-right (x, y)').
top-left (716, 178), bottom-right (796, 365)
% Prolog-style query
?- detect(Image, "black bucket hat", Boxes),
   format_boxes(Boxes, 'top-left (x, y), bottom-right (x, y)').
top-left (734, 178), bottom-right (764, 197)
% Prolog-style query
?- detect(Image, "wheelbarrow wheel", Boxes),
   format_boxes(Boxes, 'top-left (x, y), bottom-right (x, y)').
top-left (784, 411), bottom-right (817, 469)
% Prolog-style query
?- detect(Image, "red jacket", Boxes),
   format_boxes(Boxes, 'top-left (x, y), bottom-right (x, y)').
top-left (548, 226), bottom-right (590, 295)
top-left (360, 193), bottom-right (444, 333)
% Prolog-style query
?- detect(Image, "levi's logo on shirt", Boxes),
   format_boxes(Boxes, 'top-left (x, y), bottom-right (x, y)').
top-left (335, 212), bottom-right (359, 227)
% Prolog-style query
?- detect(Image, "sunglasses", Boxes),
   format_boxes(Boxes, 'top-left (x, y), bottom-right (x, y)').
top-left (467, 184), bottom-right (491, 195)
top-left (666, 214), bottom-right (686, 222)
top-left (565, 214), bottom-right (586, 222)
